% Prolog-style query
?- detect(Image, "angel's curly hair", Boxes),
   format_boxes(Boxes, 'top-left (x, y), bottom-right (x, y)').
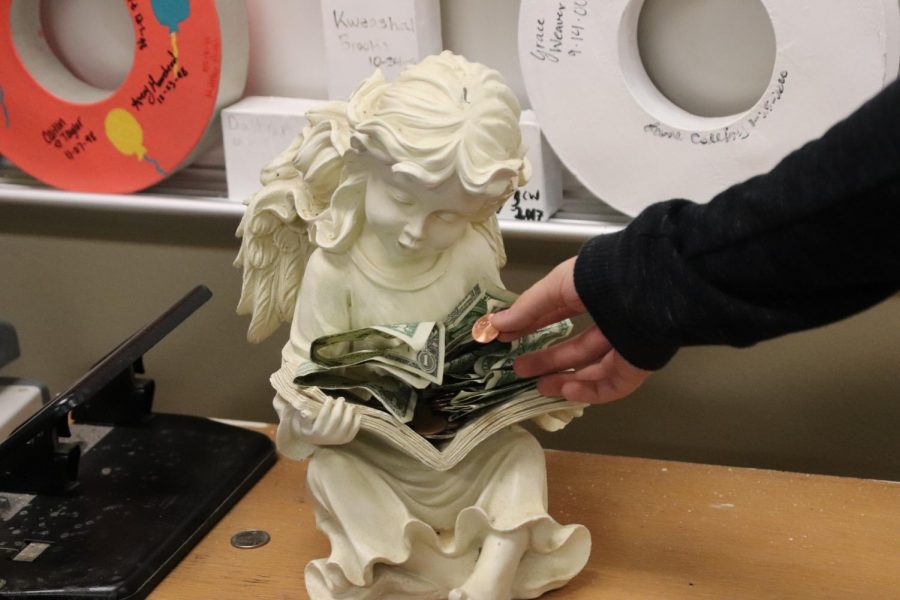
top-left (269, 51), bottom-right (530, 267)
top-left (236, 53), bottom-right (528, 342)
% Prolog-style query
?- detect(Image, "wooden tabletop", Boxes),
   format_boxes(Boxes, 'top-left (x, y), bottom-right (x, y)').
top-left (152, 425), bottom-right (900, 599)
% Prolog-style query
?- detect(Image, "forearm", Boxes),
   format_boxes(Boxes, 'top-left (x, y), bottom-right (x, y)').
top-left (574, 80), bottom-right (900, 369)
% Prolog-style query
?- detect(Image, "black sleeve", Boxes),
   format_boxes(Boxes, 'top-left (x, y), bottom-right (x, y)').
top-left (573, 78), bottom-right (900, 371)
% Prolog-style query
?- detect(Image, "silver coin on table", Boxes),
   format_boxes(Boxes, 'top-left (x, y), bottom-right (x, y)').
top-left (231, 529), bottom-right (271, 549)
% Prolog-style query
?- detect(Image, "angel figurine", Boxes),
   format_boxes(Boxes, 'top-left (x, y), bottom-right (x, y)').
top-left (235, 52), bottom-right (590, 600)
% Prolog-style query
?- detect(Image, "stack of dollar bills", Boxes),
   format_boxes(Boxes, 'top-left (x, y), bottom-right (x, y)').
top-left (294, 284), bottom-right (572, 442)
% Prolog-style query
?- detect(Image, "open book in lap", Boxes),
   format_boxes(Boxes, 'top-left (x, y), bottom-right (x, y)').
top-left (272, 366), bottom-right (585, 470)
top-left (277, 284), bottom-right (585, 469)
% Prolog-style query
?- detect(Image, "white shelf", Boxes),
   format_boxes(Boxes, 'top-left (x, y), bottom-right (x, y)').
top-left (0, 183), bottom-right (242, 219)
top-left (0, 167), bottom-right (628, 243)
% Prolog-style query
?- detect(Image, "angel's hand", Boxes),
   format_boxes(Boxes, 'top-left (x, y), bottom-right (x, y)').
top-left (288, 396), bottom-right (361, 446)
top-left (531, 407), bottom-right (582, 432)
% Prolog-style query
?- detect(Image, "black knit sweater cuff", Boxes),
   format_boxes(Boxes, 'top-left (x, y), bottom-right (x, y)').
top-left (574, 233), bottom-right (678, 370)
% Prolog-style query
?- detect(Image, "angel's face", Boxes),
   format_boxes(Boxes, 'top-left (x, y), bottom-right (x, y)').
top-left (363, 166), bottom-right (487, 261)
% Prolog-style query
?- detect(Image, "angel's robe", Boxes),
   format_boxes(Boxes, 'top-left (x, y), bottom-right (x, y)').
top-left (273, 225), bottom-right (590, 598)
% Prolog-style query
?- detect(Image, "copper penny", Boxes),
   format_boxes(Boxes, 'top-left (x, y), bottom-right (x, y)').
top-left (471, 314), bottom-right (499, 343)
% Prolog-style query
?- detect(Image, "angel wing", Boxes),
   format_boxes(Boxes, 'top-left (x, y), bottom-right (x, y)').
top-left (234, 176), bottom-right (313, 343)
top-left (234, 102), bottom-right (352, 343)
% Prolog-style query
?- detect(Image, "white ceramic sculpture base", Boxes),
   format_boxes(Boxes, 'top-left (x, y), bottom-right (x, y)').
top-left (292, 420), bottom-right (590, 599)
top-left (236, 52), bottom-right (590, 599)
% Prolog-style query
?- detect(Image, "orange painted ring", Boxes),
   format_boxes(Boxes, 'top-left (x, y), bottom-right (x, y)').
top-left (0, 0), bottom-right (247, 193)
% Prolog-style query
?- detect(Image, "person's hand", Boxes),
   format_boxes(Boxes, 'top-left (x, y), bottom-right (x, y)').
top-left (288, 396), bottom-right (361, 446)
top-left (490, 257), bottom-right (652, 404)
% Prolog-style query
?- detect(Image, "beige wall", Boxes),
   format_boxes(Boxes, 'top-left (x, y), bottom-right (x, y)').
top-left (2, 0), bottom-right (898, 480)
top-left (2, 207), bottom-right (898, 480)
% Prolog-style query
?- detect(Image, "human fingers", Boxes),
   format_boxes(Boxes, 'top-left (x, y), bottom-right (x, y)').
top-left (536, 361), bottom-right (610, 397)
top-left (490, 257), bottom-right (584, 340)
top-left (568, 352), bottom-right (650, 404)
top-left (575, 351), bottom-right (650, 391)
top-left (514, 326), bottom-right (611, 378)
top-left (538, 351), bottom-right (650, 404)
top-left (536, 371), bottom-right (574, 397)
top-left (496, 304), bottom-right (581, 343)
top-left (559, 378), bottom-right (643, 405)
